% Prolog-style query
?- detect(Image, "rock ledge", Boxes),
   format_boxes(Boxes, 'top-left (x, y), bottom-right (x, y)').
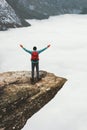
top-left (0, 71), bottom-right (67, 130)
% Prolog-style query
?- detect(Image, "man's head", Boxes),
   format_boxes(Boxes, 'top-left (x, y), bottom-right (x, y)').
top-left (33, 46), bottom-right (37, 51)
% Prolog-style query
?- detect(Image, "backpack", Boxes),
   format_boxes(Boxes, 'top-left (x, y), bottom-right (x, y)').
top-left (31, 51), bottom-right (39, 61)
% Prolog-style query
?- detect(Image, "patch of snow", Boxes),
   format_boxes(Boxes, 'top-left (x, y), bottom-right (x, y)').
top-left (29, 5), bottom-right (35, 10)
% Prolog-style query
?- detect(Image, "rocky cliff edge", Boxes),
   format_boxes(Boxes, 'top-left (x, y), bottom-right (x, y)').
top-left (0, 71), bottom-right (67, 130)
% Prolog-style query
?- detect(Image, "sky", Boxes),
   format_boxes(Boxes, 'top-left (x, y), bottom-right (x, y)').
top-left (0, 14), bottom-right (87, 130)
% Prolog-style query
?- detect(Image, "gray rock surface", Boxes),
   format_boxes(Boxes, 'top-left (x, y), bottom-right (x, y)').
top-left (0, 0), bottom-right (22, 30)
top-left (0, 71), bottom-right (67, 130)
top-left (0, 0), bottom-right (30, 31)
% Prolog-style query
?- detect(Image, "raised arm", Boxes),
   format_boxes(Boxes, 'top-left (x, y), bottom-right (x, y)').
top-left (20, 44), bottom-right (32, 54)
top-left (38, 44), bottom-right (51, 54)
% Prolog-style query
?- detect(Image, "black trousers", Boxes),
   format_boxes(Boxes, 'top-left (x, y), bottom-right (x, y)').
top-left (31, 62), bottom-right (39, 80)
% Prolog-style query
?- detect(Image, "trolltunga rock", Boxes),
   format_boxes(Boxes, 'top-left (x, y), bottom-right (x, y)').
top-left (0, 71), bottom-right (67, 130)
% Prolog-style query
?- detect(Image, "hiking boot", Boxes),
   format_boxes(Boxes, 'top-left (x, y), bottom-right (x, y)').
top-left (30, 78), bottom-right (35, 85)
top-left (37, 77), bottom-right (41, 81)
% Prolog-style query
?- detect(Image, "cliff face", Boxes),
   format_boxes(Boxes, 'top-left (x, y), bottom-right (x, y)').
top-left (0, 0), bottom-right (22, 31)
top-left (0, 0), bottom-right (30, 31)
top-left (0, 71), bottom-right (67, 130)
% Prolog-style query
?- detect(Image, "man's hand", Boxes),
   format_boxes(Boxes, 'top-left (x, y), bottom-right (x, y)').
top-left (20, 44), bottom-right (23, 48)
top-left (47, 44), bottom-right (51, 48)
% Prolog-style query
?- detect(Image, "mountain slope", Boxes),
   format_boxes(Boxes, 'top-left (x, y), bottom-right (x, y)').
top-left (0, 0), bottom-right (30, 31)
top-left (0, 0), bottom-right (87, 30)
top-left (6, 0), bottom-right (87, 19)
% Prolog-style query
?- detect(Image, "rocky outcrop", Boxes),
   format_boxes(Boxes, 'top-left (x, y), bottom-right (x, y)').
top-left (0, 71), bottom-right (67, 130)
top-left (0, 0), bottom-right (30, 31)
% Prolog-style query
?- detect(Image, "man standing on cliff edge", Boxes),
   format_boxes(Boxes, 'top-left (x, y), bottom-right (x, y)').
top-left (20, 44), bottom-right (51, 83)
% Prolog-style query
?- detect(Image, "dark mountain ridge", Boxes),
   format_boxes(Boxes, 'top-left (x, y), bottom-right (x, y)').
top-left (6, 0), bottom-right (87, 19)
